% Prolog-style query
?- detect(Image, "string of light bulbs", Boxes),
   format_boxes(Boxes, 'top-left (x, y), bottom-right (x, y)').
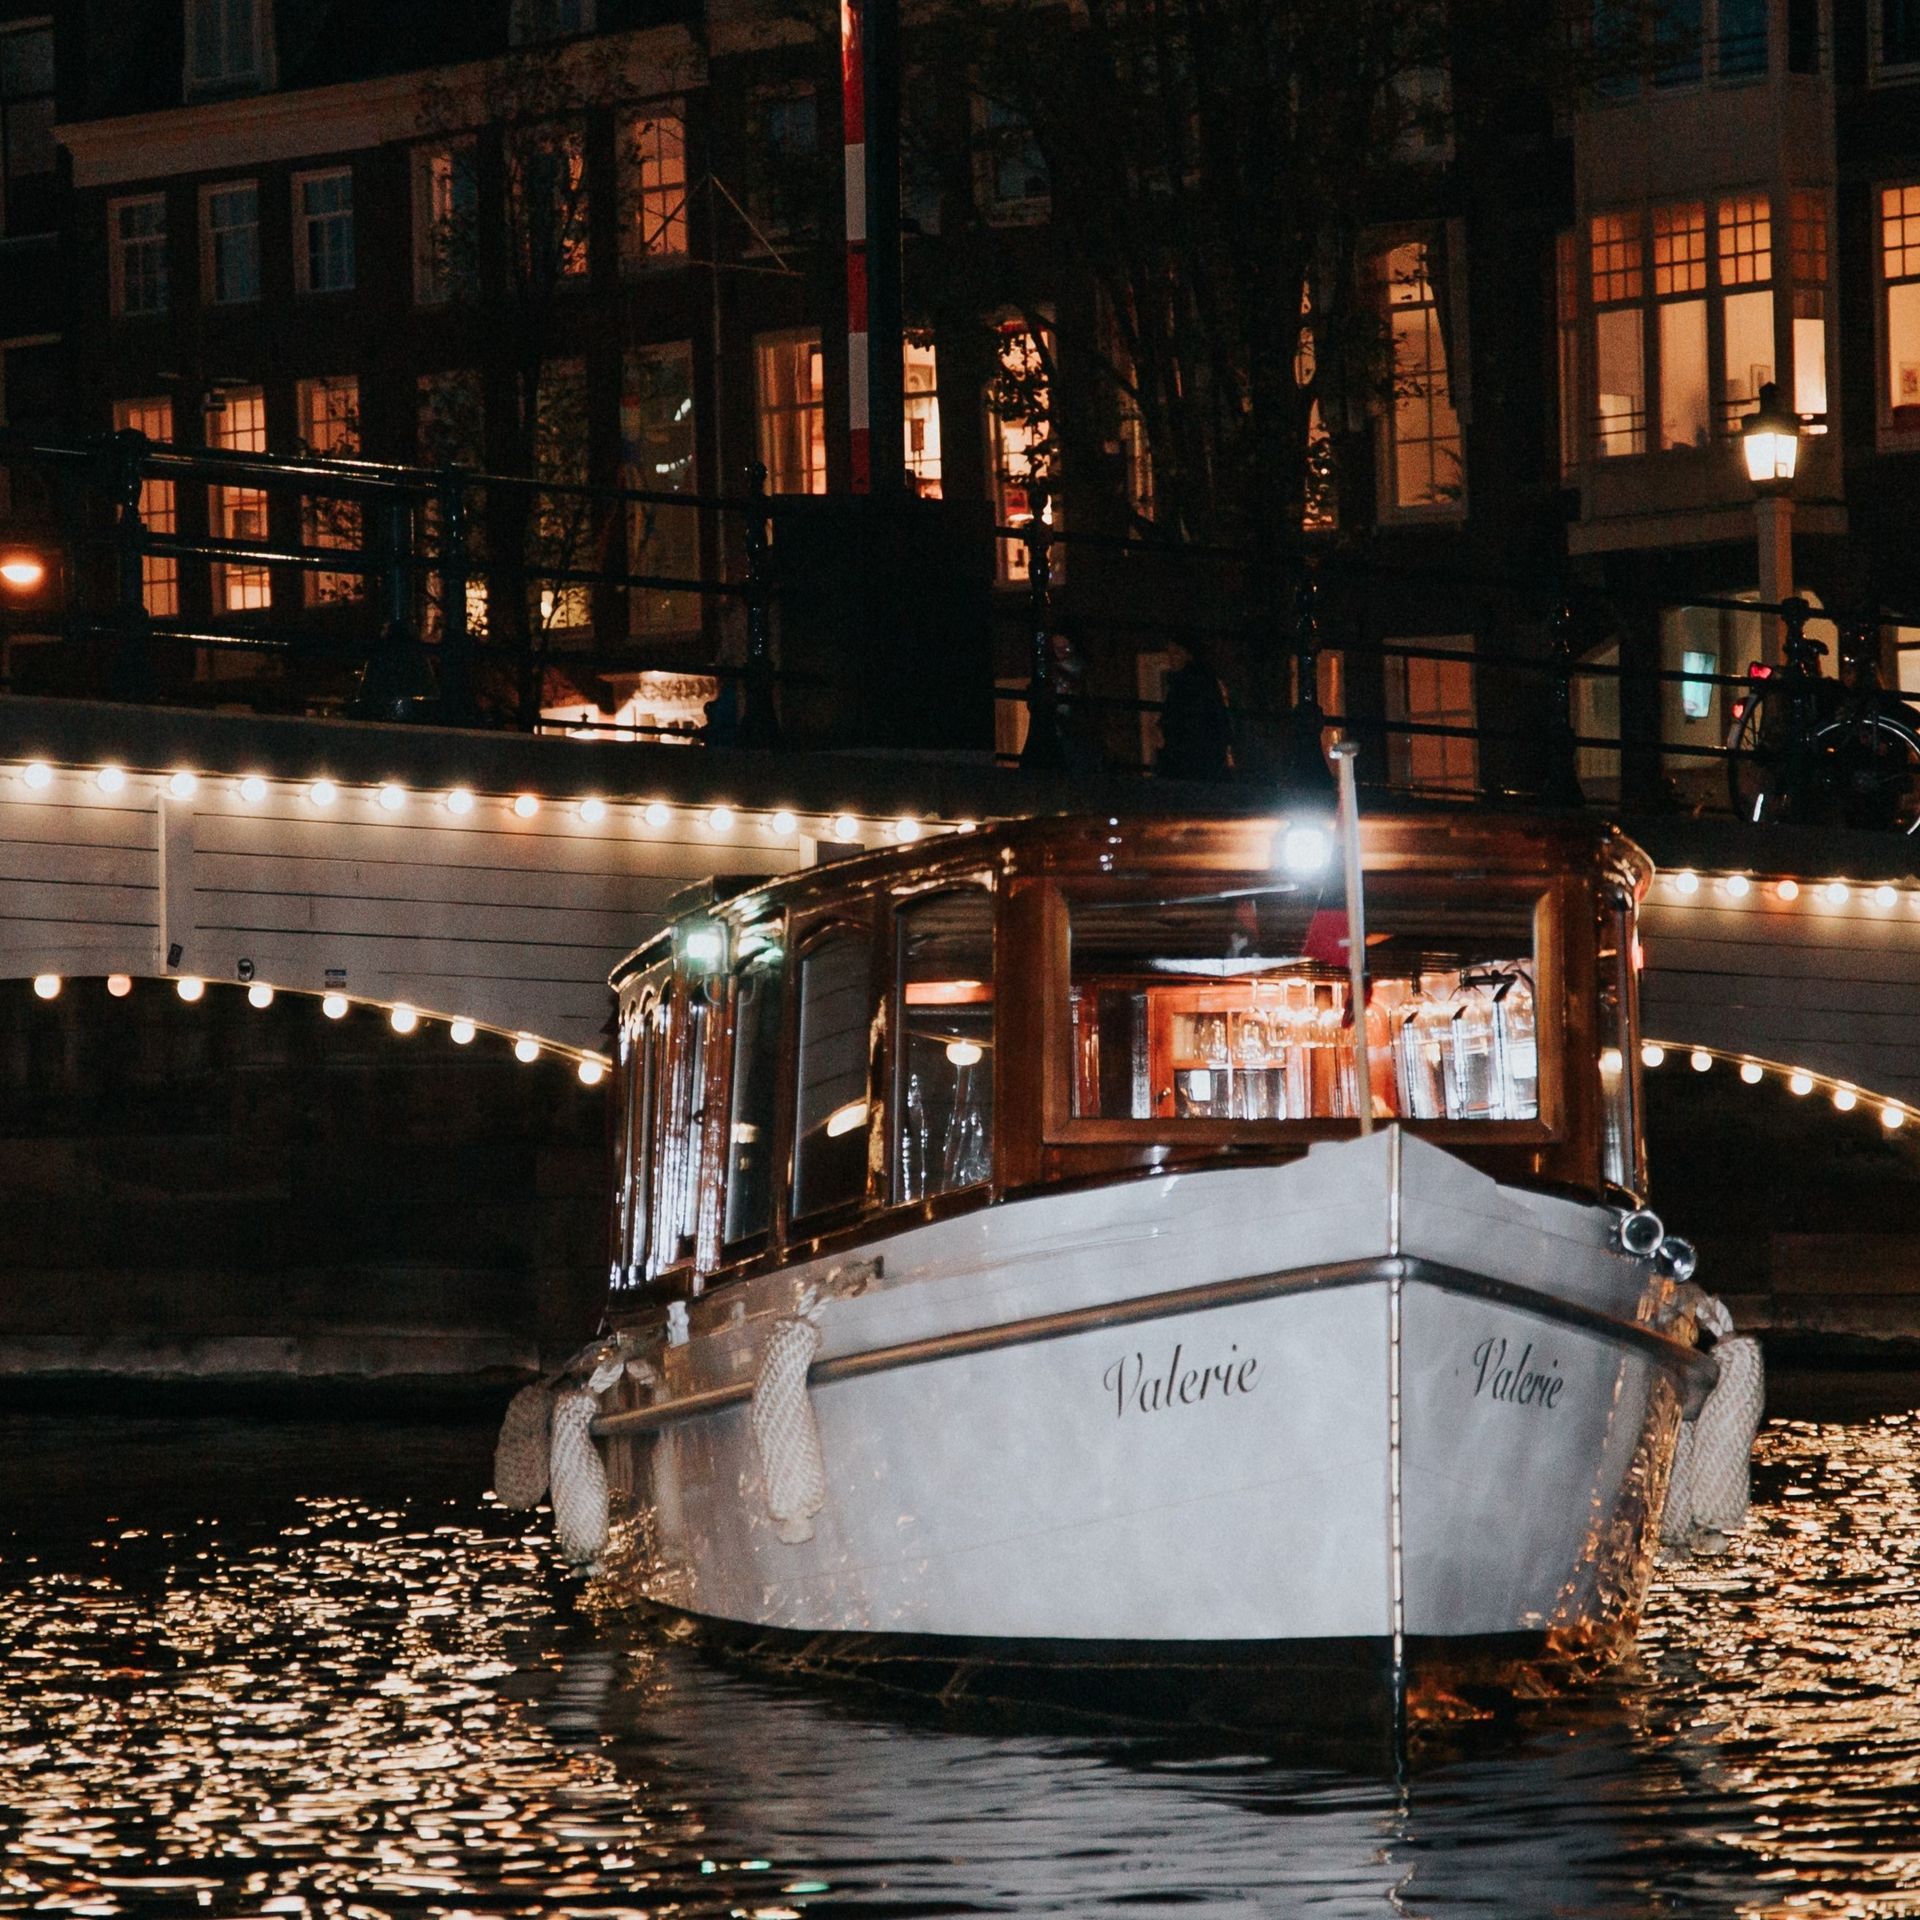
top-left (1658, 868), bottom-right (1918, 911)
top-left (1638, 1037), bottom-right (1916, 1131)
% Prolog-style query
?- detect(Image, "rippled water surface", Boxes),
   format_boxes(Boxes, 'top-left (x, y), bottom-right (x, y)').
top-left (4, 1403), bottom-right (1920, 1917)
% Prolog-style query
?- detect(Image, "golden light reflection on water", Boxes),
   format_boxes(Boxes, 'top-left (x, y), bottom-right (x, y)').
top-left (4, 1410), bottom-right (1920, 1917)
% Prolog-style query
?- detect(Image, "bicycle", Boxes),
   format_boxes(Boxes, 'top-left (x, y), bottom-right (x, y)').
top-left (1724, 602), bottom-right (1920, 833)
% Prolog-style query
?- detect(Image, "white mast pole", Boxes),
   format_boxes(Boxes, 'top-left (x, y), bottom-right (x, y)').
top-left (1327, 735), bottom-right (1373, 1136)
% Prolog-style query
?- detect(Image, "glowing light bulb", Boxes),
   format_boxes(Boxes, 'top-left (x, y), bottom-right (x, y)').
top-left (1599, 1046), bottom-right (1623, 1075)
top-left (1721, 873), bottom-right (1750, 899)
top-left (578, 797), bottom-right (607, 824)
top-left (309, 779), bottom-right (338, 808)
top-left (247, 982), bottom-right (274, 1009)
top-left (32, 973), bottom-right (59, 1000)
top-left (1834, 1087), bottom-right (1858, 1112)
top-left (0, 555), bottom-right (45, 589)
top-left (95, 764), bottom-right (126, 795)
top-left (577, 1058), bottom-right (605, 1086)
top-left (449, 1018), bottom-right (476, 1046)
top-left (175, 975), bottom-right (204, 1003)
top-left (1876, 884), bottom-right (1900, 909)
top-left (321, 993), bottom-right (348, 1019)
top-left (1641, 1044), bottom-right (1666, 1068)
top-left (169, 770), bottom-right (199, 799)
top-left (514, 1036), bottom-right (540, 1063)
top-left (956, 819), bottom-right (980, 834)
top-left (708, 805), bottom-right (736, 832)
top-left (1824, 881), bottom-right (1850, 906)
top-left (446, 787), bottom-right (475, 816)
top-left (770, 809), bottom-right (797, 835)
top-left (643, 801), bottom-right (670, 828)
top-left (513, 793), bottom-right (539, 819)
top-left (389, 1003), bottom-right (418, 1034)
top-left (21, 761), bottom-right (52, 790)
top-left (1672, 870), bottom-right (1699, 896)
top-left (377, 783), bottom-right (406, 812)
top-left (1789, 1070), bottom-right (1813, 1096)
top-left (239, 775), bottom-right (268, 804)
top-left (832, 813), bottom-right (860, 843)
top-left (825, 1098), bottom-right (868, 1137)
top-left (895, 817), bottom-right (922, 843)
top-left (944, 1039), bottom-right (983, 1067)
top-left (1740, 1060), bottom-right (1764, 1084)
top-left (1281, 823), bottom-right (1333, 877)
top-left (1776, 878), bottom-right (1800, 901)
top-left (1885, 1106), bottom-right (1908, 1131)
top-left (106, 974), bottom-right (132, 998)
top-left (1690, 1049), bottom-right (1712, 1072)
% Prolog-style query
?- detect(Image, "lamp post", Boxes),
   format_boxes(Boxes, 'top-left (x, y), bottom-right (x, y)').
top-left (1740, 381), bottom-right (1801, 660)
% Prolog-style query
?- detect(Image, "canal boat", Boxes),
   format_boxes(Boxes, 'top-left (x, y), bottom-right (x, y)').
top-left (581, 812), bottom-right (1715, 1728)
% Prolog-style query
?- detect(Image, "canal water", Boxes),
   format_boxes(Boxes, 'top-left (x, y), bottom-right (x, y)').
top-left (3, 1399), bottom-right (1918, 1918)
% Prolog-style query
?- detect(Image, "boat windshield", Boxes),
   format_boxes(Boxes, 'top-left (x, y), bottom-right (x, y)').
top-left (1068, 883), bottom-right (1540, 1124)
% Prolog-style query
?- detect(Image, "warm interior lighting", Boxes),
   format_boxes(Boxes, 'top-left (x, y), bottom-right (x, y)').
top-left (239, 775), bottom-right (268, 804)
top-left (247, 982), bottom-right (274, 1009)
top-left (1741, 1060), bottom-right (1764, 1083)
top-left (32, 974), bottom-right (59, 1000)
top-left (449, 1018), bottom-right (476, 1045)
top-left (905, 979), bottom-right (992, 1005)
top-left (770, 809), bottom-right (797, 835)
top-left (446, 787), bottom-right (475, 815)
top-left (1690, 1049), bottom-right (1712, 1072)
top-left (1789, 1070), bottom-right (1814, 1095)
top-left (0, 554), bottom-right (46, 590)
top-left (176, 976), bottom-right (204, 1002)
top-left (106, 974), bottom-right (132, 997)
top-left (1641, 1043), bottom-right (1666, 1068)
top-left (169, 770), bottom-right (199, 799)
top-left (577, 1058), bottom-right (605, 1086)
top-left (708, 805), bottom-right (736, 831)
top-left (579, 797), bottom-right (607, 824)
top-left (95, 765), bottom-right (126, 795)
top-left (322, 992), bottom-right (348, 1019)
top-left (310, 779), bottom-right (338, 807)
top-left (514, 1036), bottom-right (540, 1063)
top-left (944, 1039), bottom-right (984, 1067)
top-left (378, 784), bottom-right (406, 812)
top-left (389, 1004), bottom-right (418, 1034)
top-left (22, 761), bottom-right (51, 790)
top-left (1740, 381), bottom-right (1801, 490)
top-left (825, 1098), bottom-right (869, 1138)
top-left (513, 793), bottom-right (539, 819)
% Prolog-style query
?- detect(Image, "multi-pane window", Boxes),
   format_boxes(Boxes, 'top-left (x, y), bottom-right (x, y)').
top-left (904, 334), bottom-right (942, 498)
top-left (1884, 186), bottom-right (1920, 428)
top-left (532, 357), bottom-right (591, 629)
top-left (186, 0), bottom-right (267, 92)
top-left (755, 330), bottom-right (826, 495)
top-left (412, 142), bottom-right (479, 305)
top-left (294, 170), bottom-right (354, 294)
top-left (750, 88), bottom-right (819, 238)
top-left (791, 927), bottom-right (874, 1220)
top-left (1385, 636), bottom-right (1478, 795)
top-left (111, 397), bottom-right (178, 619)
top-left (620, 113), bottom-right (688, 267)
top-left (1591, 211), bottom-right (1646, 456)
top-left (110, 197), bottom-right (170, 317)
top-left (1381, 241), bottom-right (1465, 514)
top-left (507, 125), bottom-right (589, 286)
top-left (0, 19), bottom-right (55, 239)
top-left (893, 890), bottom-right (994, 1203)
top-left (1790, 188), bottom-right (1828, 421)
top-left (1718, 193), bottom-right (1773, 433)
top-left (1641, 0), bottom-right (1771, 85)
top-left (417, 370), bottom-right (487, 636)
top-left (723, 926), bottom-right (785, 1247)
top-left (202, 182), bottom-right (260, 305)
top-left (622, 342), bottom-right (699, 635)
top-left (207, 387), bottom-right (270, 612)
top-left (296, 376), bottom-right (361, 604)
top-left (1654, 202), bottom-right (1709, 450)
top-left (989, 322), bottom-right (1056, 581)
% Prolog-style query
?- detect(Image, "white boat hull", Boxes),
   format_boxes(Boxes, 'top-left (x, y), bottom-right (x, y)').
top-left (594, 1131), bottom-right (1702, 1683)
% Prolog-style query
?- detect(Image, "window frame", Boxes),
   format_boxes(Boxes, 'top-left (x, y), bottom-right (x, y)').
top-left (200, 178), bottom-right (261, 306)
top-left (619, 107), bottom-right (689, 271)
top-left (754, 327), bottom-right (827, 495)
top-left (411, 139), bottom-right (480, 306)
top-left (1375, 237), bottom-right (1468, 523)
top-left (1878, 179), bottom-right (1920, 447)
top-left (787, 912), bottom-right (881, 1234)
top-left (720, 920), bottom-right (790, 1257)
top-left (111, 396), bottom-right (178, 617)
top-left (183, 0), bottom-right (272, 96)
top-left (0, 16), bottom-right (57, 240)
top-left (1873, 0), bottom-right (1920, 79)
top-left (1039, 873), bottom-right (1565, 1150)
top-left (109, 194), bottom-right (170, 319)
top-left (292, 166), bottom-right (355, 296)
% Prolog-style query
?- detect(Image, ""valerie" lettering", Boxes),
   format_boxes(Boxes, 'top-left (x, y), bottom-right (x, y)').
top-left (1471, 1335), bottom-right (1565, 1409)
top-left (1103, 1343), bottom-right (1259, 1418)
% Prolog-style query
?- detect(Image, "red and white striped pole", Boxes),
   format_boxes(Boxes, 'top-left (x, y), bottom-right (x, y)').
top-left (841, 0), bottom-right (871, 494)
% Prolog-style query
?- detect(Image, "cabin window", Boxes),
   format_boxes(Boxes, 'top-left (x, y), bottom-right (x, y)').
top-left (614, 990), bottom-right (663, 1286)
top-left (651, 977), bottom-right (710, 1270)
top-left (791, 929), bottom-right (873, 1218)
top-left (894, 889), bottom-right (995, 1202)
top-left (1597, 892), bottom-right (1642, 1192)
top-left (724, 927), bottom-right (786, 1245)
top-left (1067, 884), bottom-right (1541, 1125)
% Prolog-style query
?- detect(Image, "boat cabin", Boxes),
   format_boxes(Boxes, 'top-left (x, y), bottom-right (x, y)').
top-left (607, 813), bottom-right (1652, 1305)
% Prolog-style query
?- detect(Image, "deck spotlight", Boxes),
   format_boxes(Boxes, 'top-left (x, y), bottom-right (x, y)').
top-left (1740, 1060), bottom-right (1764, 1084)
top-left (106, 974), bottom-right (132, 997)
top-left (577, 1058), bottom-right (605, 1086)
top-left (514, 1035), bottom-right (540, 1063)
top-left (644, 801), bottom-right (671, 828)
top-left (1885, 1106), bottom-right (1908, 1131)
top-left (175, 975), bottom-right (204, 1003)
top-left (321, 992), bottom-right (348, 1019)
top-left (445, 787), bottom-right (475, 815)
top-left (239, 775), bottom-right (268, 804)
top-left (579, 797), bottom-right (607, 824)
top-left (32, 973), bottom-right (59, 1000)
top-left (1834, 1087), bottom-right (1858, 1112)
top-left (895, 817), bottom-right (922, 843)
top-left (169, 770), bottom-right (199, 799)
top-left (708, 805), bottom-right (736, 832)
top-left (309, 779), bottom-right (338, 808)
top-left (770, 809), bottom-right (797, 835)
top-left (449, 1018), bottom-right (476, 1045)
top-left (1875, 884), bottom-right (1900, 909)
top-left (513, 793), bottom-right (540, 819)
top-left (1279, 822), bottom-right (1333, 878)
top-left (1776, 878), bottom-right (1800, 901)
top-left (247, 982), bottom-right (274, 1009)
top-left (21, 761), bottom-right (52, 790)
top-left (1823, 881), bottom-right (1850, 905)
top-left (832, 813), bottom-right (860, 842)
top-left (1789, 1070), bottom-right (1813, 1095)
top-left (389, 1003), bottom-right (418, 1034)
top-left (95, 765), bottom-right (126, 795)
top-left (1690, 1049), bottom-right (1713, 1072)
top-left (1721, 873), bottom-right (1750, 899)
top-left (378, 783), bottom-right (406, 812)
top-left (1641, 1043), bottom-right (1666, 1068)
top-left (1672, 870), bottom-right (1699, 896)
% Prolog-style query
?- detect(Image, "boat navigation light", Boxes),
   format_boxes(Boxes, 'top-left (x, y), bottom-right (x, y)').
top-left (1617, 1209), bottom-right (1665, 1259)
top-left (945, 1039), bottom-right (984, 1067)
top-left (1278, 821), bottom-right (1332, 878)
top-left (825, 1099), bottom-right (869, 1138)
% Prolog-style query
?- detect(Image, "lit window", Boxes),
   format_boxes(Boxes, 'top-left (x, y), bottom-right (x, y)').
top-left (1381, 242), bottom-right (1465, 514)
top-left (622, 342), bottom-right (699, 635)
top-left (988, 322), bottom-right (1056, 581)
top-left (1718, 192), bottom-right (1772, 284)
top-left (296, 376), bottom-right (361, 604)
top-left (294, 169), bottom-right (354, 294)
top-left (510, 0), bottom-right (592, 44)
top-left (417, 371), bottom-right (486, 637)
top-left (1654, 202), bottom-right (1709, 450)
top-left (723, 927), bottom-right (785, 1246)
top-left (110, 196), bottom-right (169, 317)
top-left (1385, 635), bottom-right (1477, 794)
top-left (111, 397), bottom-right (178, 618)
top-left (1681, 647), bottom-right (1718, 721)
top-left (755, 330), bottom-right (826, 495)
top-left (1790, 188), bottom-right (1828, 421)
top-left (1882, 184), bottom-right (1920, 430)
top-left (904, 333), bottom-right (942, 498)
top-left (412, 142), bottom-right (479, 304)
top-left (533, 358), bottom-right (591, 630)
top-left (1591, 212), bottom-right (1646, 457)
top-left (620, 113), bottom-right (687, 267)
top-left (1, 20), bottom-right (56, 239)
top-left (185, 0), bottom-right (268, 93)
top-left (201, 182), bottom-right (259, 305)
top-left (507, 125), bottom-right (589, 286)
top-left (206, 386), bottom-right (269, 612)
top-left (893, 890), bottom-right (994, 1204)
top-left (1718, 192), bottom-right (1773, 434)
top-left (792, 928), bottom-right (874, 1220)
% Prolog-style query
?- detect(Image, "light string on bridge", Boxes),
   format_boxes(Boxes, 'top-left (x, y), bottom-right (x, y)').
top-left (1659, 867), bottom-right (1920, 912)
top-left (1637, 1038), bottom-right (1915, 1132)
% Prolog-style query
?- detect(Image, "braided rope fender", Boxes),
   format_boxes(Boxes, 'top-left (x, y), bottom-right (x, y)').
top-left (1661, 1334), bottom-right (1765, 1548)
top-left (493, 1382), bottom-right (553, 1511)
top-left (750, 1308), bottom-right (829, 1544)
top-left (549, 1387), bottom-right (611, 1565)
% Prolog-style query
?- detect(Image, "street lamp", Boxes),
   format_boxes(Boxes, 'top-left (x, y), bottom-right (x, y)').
top-left (1740, 382), bottom-right (1801, 658)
